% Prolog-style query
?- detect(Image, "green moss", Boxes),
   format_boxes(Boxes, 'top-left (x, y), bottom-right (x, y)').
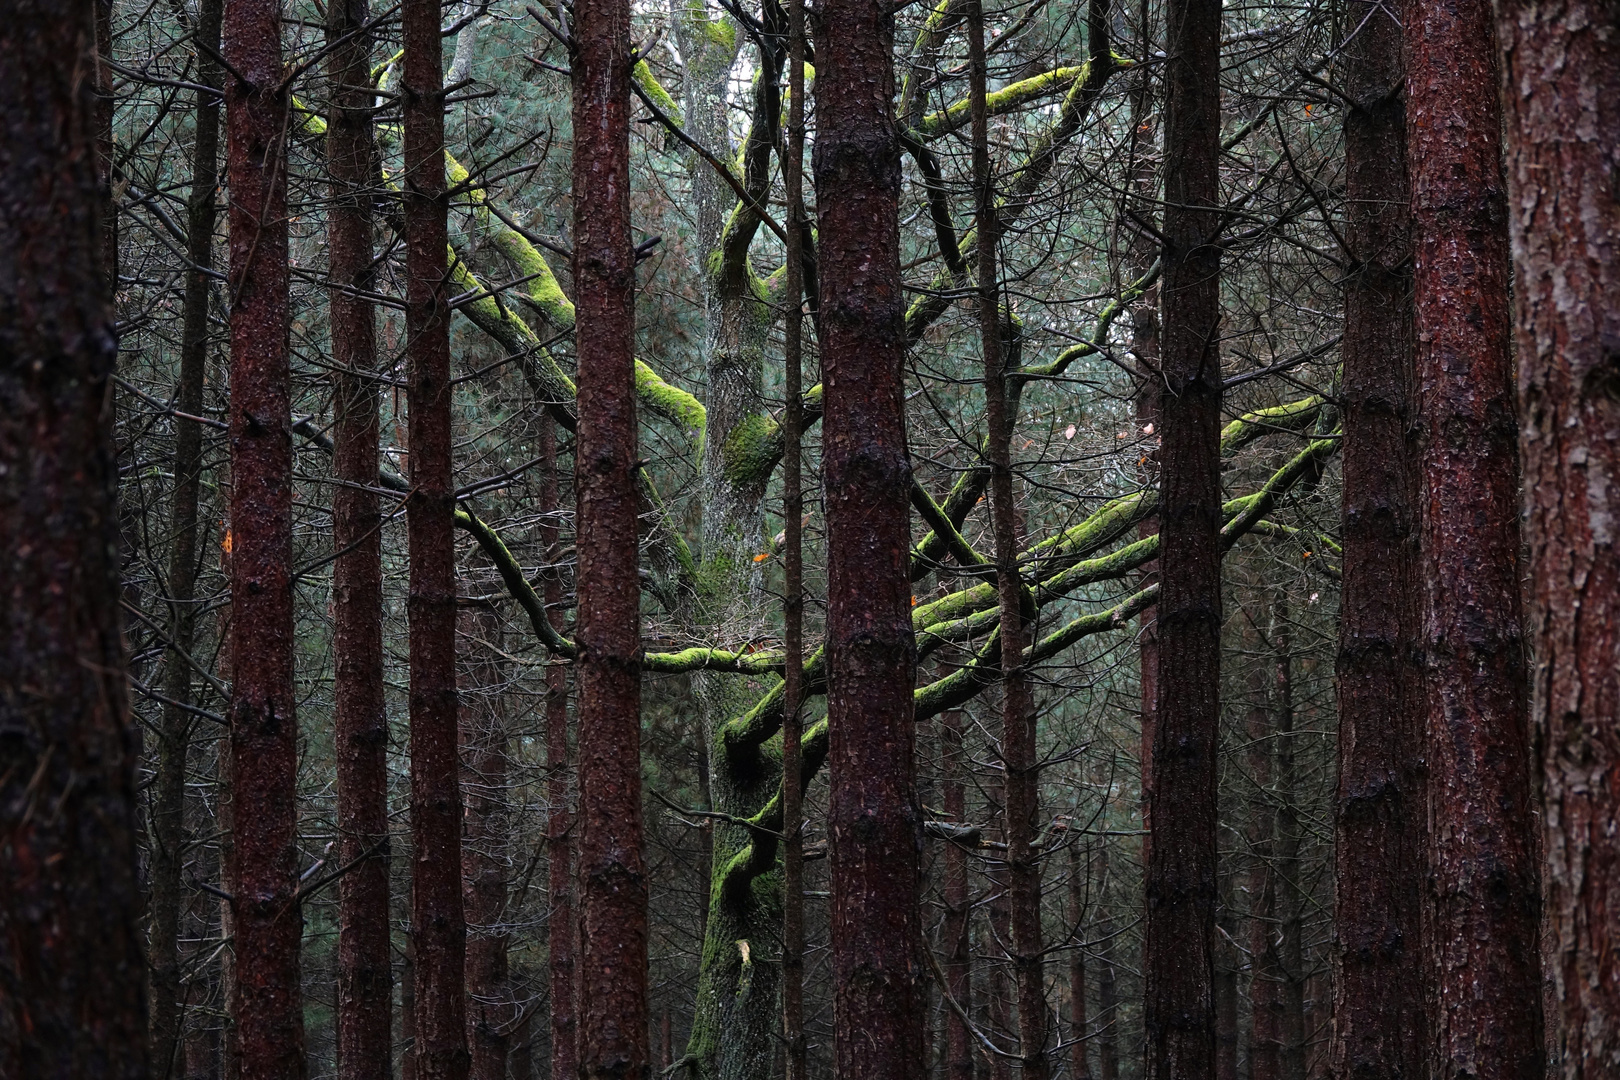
top-left (721, 412), bottom-right (778, 488)
top-left (913, 65), bottom-right (1086, 140)
top-left (636, 360), bottom-right (706, 452)
top-left (633, 59), bottom-right (683, 125)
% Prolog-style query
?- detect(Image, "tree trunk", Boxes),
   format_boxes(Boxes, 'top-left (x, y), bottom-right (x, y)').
top-left (403, 0), bottom-right (468, 1074)
top-left (780, 4), bottom-right (808, 1080)
top-left (943, 699), bottom-right (974, 1080)
top-left (968, 6), bottom-right (1047, 1078)
top-left (328, 1), bottom-right (392, 1076)
top-left (541, 415), bottom-right (577, 1080)
top-left (1070, 843), bottom-right (1092, 1080)
top-left (462, 604), bottom-right (511, 1080)
top-left (816, 2), bottom-right (926, 1078)
top-left (222, 0), bottom-right (304, 1066)
top-left (1495, 6), bottom-right (1620, 1075)
top-left (1144, 0), bottom-right (1222, 1071)
top-left (1332, 2), bottom-right (1426, 1076)
top-left (152, 0), bottom-right (223, 1067)
top-left (0, 3), bottom-right (146, 1074)
top-left (571, 6), bottom-right (649, 1080)
top-left (1404, 0), bottom-right (1544, 1075)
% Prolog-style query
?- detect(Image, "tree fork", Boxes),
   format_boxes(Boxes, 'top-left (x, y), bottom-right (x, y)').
top-left (571, 3), bottom-right (650, 1080)
top-left (816, 0), bottom-right (927, 1077)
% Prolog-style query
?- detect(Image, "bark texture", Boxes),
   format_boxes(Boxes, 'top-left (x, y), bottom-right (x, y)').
top-left (1332, 3), bottom-right (1426, 1075)
top-left (328, 1), bottom-right (392, 1075)
top-left (942, 700), bottom-right (974, 1080)
top-left (1404, 0), bottom-right (1543, 1074)
top-left (814, 3), bottom-right (927, 1079)
top-left (222, 0), bottom-right (305, 1068)
top-left (571, 4), bottom-right (650, 1080)
top-left (0, 3), bottom-right (146, 1074)
top-left (1496, 5), bottom-right (1620, 1075)
top-left (1144, 0), bottom-right (1222, 1071)
top-left (404, 0), bottom-right (468, 1074)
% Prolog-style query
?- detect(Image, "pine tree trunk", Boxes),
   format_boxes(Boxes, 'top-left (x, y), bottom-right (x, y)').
top-left (1144, 0), bottom-right (1222, 1071)
top-left (1332, 2), bottom-right (1426, 1075)
top-left (403, 0), bottom-right (468, 1074)
top-left (1404, 1), bottom-right (1544, 1075)
top-left (1094, 845), bottom-right (1119, 1080)
top-left (968, 6), bottom-right (1047, 1077)
top-left (0, 3), bottom-right (145, 1073)
top-left (541, 415), bottom-right (577, 1080)
top-left (570, 6), bottom-right (649, 1080)
top-left (328, 1), bottom-right (392, 1076)
top-left (816, 3), bottom-right (926, 1078)
top-left (151, 2), bottom-right (224, 1066)
top-left (222, 0), bottom-right (304, 1066)
top-left (1495, 6), bottom-right (1620, 1075)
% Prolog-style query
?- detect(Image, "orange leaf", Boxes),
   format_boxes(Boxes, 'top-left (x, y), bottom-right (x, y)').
top-left (754, 552), bottom-right (770, 562)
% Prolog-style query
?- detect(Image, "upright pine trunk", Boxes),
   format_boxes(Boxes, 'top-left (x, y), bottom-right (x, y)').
top-left (1404, 1), bottom-right (1544, 1075)
top-left (1144, 0), bottom-right (1222, 1071)
top-left (969, 5), bottom-right (1046, 1077)
top-left (0, 3), bottom-right (146, 1073)
top-left (152, 0), bottom-right (224, 1067)
top-left (403, 0), bottom-right (468, 1073)
top-left (1094, 845), bottom-right (1119, 1080)
top-left (815, 2), bottom-right (926, 1078)
top-left (1246, 604), bottom-right (1281, 1080)
top-left (328, 1), bottom-right (392, 1075)
top-left (222, 0), bottom-right (304, 1067)
top-left (540, 415), bottom-right (577, 1080)
top-left (779, 1), bottom-right (808, 1078)
top-left (1271, 604), bottom-right (1305, 1080)
top-left (1332, 1), bottom-right (1426, 1075)
top-left (570, 5), bottom-right (649, 1080)
top-left (1496, 7), bottom-right (1620, 1075)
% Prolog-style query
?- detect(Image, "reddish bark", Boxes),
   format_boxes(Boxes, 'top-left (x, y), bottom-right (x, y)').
top-left (570, 4), bottom-right (649, 1079)
top-left (780, 1), bottom-right (808, 1077)
top-left (222, 0), bottom-right (305, 1067)
top-left (461, 605), bottom-right (511, 1080)
top-left (969, 5), bottom-right (1046, 1076)
top-left (1271, 604), bottom-right (1305, 1080)
top-left (1404, 0), bottom-right (1544, 1075)
top-left (1095, 846), bottom-right (1119, 1080)
top-left (814, 2), bottom-right (927, 1077)
top-left (403, 0), bottom-right (468, 1075)
top-left (541, 415), bottom-right (576, 1080)
top-left (1496, 5), bottom-right (1620, 1074)
top-left (327, 2), bottom-right (392, 1077)
top-left (1144, 0), bottom-right (1222, 1072)
top-left (1332, 3), bottom-right (1426, 1077)
top-left (0, 4), bottom-right (145, 1074)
